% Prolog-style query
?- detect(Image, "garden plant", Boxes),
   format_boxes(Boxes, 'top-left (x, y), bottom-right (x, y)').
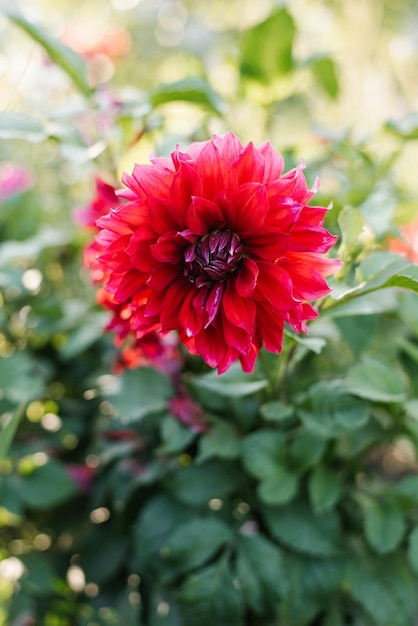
top-left (2, 1), bottom-right (418, 625)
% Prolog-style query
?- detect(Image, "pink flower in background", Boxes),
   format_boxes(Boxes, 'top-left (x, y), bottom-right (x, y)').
top-left (73, 177), bottom-right (122, 228)
top-left (92, 132), bottom-right (341, 373)
top-left (169, 388), bottom-right (207, 433)
top-left (78, 176), bottom-right (182, 374)
top-left (0, 163), bottom-right (32, 203)
top-left (388, 216), bottom-right (418, 264)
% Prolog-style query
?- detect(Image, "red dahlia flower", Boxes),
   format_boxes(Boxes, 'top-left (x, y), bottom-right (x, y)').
top-left (93, 132), bottom-right (341, 373)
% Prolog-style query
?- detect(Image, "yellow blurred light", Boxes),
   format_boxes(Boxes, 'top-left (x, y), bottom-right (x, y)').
top-left (26, 401), bottom-right (45, 423)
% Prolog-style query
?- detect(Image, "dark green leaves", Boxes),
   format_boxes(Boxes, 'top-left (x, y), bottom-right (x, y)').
top-left (362, 500), bottom-right (406, 554)
top-left (263, 499), bottom-right (342, 557)
top-left (161, 517), bottom-right (232, 574)
top-left (105, 367), bottom-right (173, 422)
top-left (18, 460), bottom-right (79, 509)
top-left (236, 534), bottom-right (285, 613)
top-left (176, 557), bottom-right (243, 626)
top-left (240, 8), bottom-right (295, 83)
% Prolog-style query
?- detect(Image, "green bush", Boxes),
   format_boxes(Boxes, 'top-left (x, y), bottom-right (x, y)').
top-left (2, 2), bottom-right (418, 625)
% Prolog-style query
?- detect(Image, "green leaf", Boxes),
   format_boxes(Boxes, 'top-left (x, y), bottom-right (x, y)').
top-left (197, 419), bottom-right (241, 462)
top-left (190, 365), bottom-right (268, 398)
top-left (20, 553), bottom-right (56, 595)
top-left (393, 475), bottom-right (418, 506)
top-left (157, 416), bottom-right (196, 454)
top-left (343, 556), bottom-right (418, 626)
top-left (240, 8), bottom-right (295, 83)
top-left (407, 526), bottom-right (418, 575)
top-left (150, 78), bottom-right (225, 114)
top-left (0, 403), bottom-right (25, 462)
top-left (259, 401), bottom-right (294, 423)
top-left (0, 226), bottom-right (72, 264)
top-left (298, 380), bottom-right (370, 438)
top-left (310, 56), bottom-right (339, 98)
top-left (385, 112), bottom-right (418, 140)
top-left (279, 554), bottom-right (346, 625)
top-left (346, 357), bottom-right (407, 403)
top-left (106, 367), bottom-right (173, 422)
top-left (134, 495), bottom-right (190, 571)
top-left (165, 459), bottom-right (244, 506)
top-left (309, 465), bottom-right (341, 513)
top-left (363, 500), bottom-right (406, 554)
top-left (0, 112), bottom-right (48, 142)
top-left (162, 517), bottom-right (232, 574)
top-left (263, 499), bottom-right (342, 557)
top-left (358, 187), bottom-right (397, 238)
top-left (18, 460), bottom-right (79, 509)
top-left (241, 430), bottom-right (286, 479)
top-left (4, 9), bottom-right (92, 96)
top-left (258, 467), bottom-right (298, 505)
top-left (338, 206), bottom-right (365, 260)
top-left (236, 533), bottom-right (285, 613)
top-left (0, 352), bottom-right (45, 404)
top-left (289, 432), bottom-right (327, 471)
top-left (176, 557), bottom-right (244, 626)
top-left (331, 253), bottom-right (418, 306)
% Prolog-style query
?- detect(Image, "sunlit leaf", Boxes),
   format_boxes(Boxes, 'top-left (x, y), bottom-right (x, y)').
top-left (150, 77), bottom-right (225, 114)
top-left (4, 9), bottom-right (92, 96)
top-left (240, 8), bottom-right (296, 82)
top-left (0, 112), bottom-right (48, 142)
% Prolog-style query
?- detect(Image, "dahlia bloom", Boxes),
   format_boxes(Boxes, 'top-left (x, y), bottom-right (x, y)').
top-left (93, 132), bottom-right (341, 373)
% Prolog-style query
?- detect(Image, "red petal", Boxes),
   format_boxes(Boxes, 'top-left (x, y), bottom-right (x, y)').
top-left (258, 141), bottom-right (285, 181)
top-left (179, 289), bottom-right (204, 337)
top-left (256, 302), bottom-right (285, 352)
top-left (114, 269), bottom-right (145, 302)
top-left (283, 261), bottom-right (331, 300)
top-left (223, 281), bottom-right (256, 332)
top-left (186, 196), bottom-right (226, 235)
top-left (286, 251), bottom-right (342, 277)
top-left (170, 161), bottom-right (202, 218)
top-left (150, 232), bottom-right (184, 263)
top-left (194, 324), bottom-right (227, 369)
top-left (147, 264), bottom-right (179, 290)
top-left (255, 261), bottom-right (297, 310)
top-left (126, 231), bottom-right (155, 272)
top-left (213, 132), bottom-right (243, 163)
top-left (289, 226), bottom-right (338, 254)
top-left (245, 227), bottom-right (289, 260)
top-left (236, 257), bottom-right (259, 297)
top-left (195, 140), bottom-right (238, 200)
top-left (149, 197), bottom-right (181, 234)
top-left (228, 183), bottom-right (269, 234)
top-left (160, 280), bottom-right (188, 331)
top-left (233, 142), bottom-right (265, 184)
top-left (222, 313), bottom-right (252, 354)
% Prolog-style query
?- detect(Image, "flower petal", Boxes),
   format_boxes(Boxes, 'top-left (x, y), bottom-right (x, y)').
top-left (245, 227), bottom-right (289, 260)
top-left (186, 196), bottom-right (226, 235)
top-left (228, 183), bottom-right (269, 234)
top-left (236, 257), bottom-right (259, 297)
top-left (223, 280), bottom-right (256, 332)
top-left (255, 261), bottom-right (297, 310)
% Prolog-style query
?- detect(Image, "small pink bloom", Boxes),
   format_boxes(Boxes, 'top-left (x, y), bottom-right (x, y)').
top-left (0, 163), bottom-right (32, 202)
top-left (73, 177), bottom-right (121, 228)
top-left (169, 389), bottom-right (207, 433)
top-left (90, 133), bottom-right (341, 373)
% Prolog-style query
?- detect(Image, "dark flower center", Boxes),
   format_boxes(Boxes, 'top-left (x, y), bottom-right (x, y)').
top-left (184, 230), bottom-right (244, 288)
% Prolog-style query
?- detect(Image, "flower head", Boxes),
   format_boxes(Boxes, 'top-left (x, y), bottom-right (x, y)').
top-left (92, 132), bottom-right (341, 373)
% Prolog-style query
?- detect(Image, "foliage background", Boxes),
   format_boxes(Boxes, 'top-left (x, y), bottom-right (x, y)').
top-left (2, 0), bottom-right (418, 625)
